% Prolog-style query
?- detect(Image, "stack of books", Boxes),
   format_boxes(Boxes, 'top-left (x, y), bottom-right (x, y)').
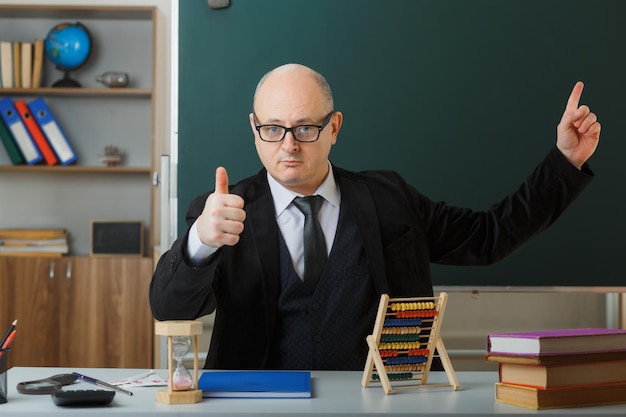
top-left (0, 228), bottom-right (69, 257)
top-left (486, 328), bottom-right (626, 409)
top-left (0, 39), bottom-right (45, 89)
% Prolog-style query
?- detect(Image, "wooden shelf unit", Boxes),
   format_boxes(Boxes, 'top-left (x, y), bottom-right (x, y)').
top-left (0, 4), bottom-right (157, 256)
top-left (0, 4), bottom-right (157, 369)
top-left (0, 87), bottom-right (151, 96)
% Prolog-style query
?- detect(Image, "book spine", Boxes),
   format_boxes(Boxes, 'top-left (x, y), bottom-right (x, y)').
top-left (0, 228), bottom-right (67, 240)
top-left (31, 39), bottom-right (44, 88)
top-left (0, 41), bottom-right (13, 88)
top-left (12, 42), bottom-right (20, 88)
top-left (20, 42), bottom-right (32, 89)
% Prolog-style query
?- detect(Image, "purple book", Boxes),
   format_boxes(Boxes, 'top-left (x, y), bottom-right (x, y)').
top-left (487, 328), bottom-right (626, 356)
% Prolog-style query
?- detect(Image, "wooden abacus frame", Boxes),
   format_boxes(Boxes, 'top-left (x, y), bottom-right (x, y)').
top-left (361, 292), bottom-right (459, 394)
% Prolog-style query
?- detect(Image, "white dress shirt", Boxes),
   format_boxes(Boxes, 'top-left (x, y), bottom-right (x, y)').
top-left (187, 163), bottom-right (341, 280)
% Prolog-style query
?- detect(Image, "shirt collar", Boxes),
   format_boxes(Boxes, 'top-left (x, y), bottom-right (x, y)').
top-left (267, 161), bottom-right (340, 217)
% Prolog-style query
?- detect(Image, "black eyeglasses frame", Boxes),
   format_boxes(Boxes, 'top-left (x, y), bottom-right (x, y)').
top-left (253, 111), bottom-right (335, 143)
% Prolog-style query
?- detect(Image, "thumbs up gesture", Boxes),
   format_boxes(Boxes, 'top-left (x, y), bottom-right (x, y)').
top-left (196, 167), bottom-right (246, 248)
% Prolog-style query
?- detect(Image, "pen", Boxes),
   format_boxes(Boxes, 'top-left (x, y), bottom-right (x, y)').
top-left (72, 372), bottom-right (134, 396)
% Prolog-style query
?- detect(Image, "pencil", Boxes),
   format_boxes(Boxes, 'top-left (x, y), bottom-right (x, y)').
top-left (1, 330), bottom-right (15, 349)
top-left (0, 328), bottom-right (15, 359)
top-left (0, 319), bottom-right (16, 348)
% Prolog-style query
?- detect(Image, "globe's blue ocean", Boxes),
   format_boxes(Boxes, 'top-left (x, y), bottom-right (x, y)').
top-left (45, 22), bottom-right (91, 71)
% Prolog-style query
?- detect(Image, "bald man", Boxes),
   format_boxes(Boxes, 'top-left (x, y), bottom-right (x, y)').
top-left (150, 63), bottom-right (600, 370)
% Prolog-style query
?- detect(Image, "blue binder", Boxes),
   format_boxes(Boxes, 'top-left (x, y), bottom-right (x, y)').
top-left (0, 97), bottom-right (42, 165)
top-left (27, 97), bottom-right (77, 165)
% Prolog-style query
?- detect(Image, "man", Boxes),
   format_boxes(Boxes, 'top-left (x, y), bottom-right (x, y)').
top-left (150, 63), bottom-right (600, 370)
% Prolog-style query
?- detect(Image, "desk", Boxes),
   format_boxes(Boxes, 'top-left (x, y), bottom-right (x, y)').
top-left (3, 367), bottom-right (626, 416)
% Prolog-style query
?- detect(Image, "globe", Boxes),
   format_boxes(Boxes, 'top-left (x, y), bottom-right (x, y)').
top-left (44, 22), bottom-right (92, 87)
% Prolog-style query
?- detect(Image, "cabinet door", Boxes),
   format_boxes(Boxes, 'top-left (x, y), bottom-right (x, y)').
top-left (0, 256), bottom-right (61, 367)
top-left (58, 257), bottom-right (154, 368)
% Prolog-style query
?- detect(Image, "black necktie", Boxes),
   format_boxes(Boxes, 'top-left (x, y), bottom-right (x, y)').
top-left (293, 196), bottom-right (327, 291)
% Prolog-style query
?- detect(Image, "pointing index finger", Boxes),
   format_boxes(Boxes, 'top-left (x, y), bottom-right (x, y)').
top-left (566, 81), bottom-right (584, 112)
top-left (215, 166), bottom-right (229, 194)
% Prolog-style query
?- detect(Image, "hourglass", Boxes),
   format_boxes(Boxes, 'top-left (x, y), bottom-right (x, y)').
top-left (172, 336), bottom-right (193, 390)
top-left (155, 320), bottom-right (203, 404)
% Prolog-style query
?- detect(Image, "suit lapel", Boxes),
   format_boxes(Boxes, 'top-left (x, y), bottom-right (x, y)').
top-left (334, 168), bottom-right (389, 295)
top-left (243, 174), bottom-right (281, 334)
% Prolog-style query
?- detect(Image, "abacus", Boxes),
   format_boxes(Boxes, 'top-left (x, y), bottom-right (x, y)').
top-left (361, 292), bottom-right (459, 394)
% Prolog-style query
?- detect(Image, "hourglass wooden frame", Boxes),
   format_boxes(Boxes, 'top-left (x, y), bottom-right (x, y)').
top-left (155, 320), bottom-right (203, 404)
top-left (361, 292), bottom-right (459, 394)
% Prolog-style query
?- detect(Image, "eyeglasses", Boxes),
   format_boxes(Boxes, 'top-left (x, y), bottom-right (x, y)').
top-left (254, 111), bottom-right (334, 142)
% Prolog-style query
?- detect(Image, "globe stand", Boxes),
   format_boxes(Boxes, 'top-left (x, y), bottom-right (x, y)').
top-left (52, 70), bottom-right (81, 88)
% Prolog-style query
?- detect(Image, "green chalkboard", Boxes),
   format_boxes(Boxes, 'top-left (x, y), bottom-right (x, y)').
top-left (178, 0), bottom-right (625, 287)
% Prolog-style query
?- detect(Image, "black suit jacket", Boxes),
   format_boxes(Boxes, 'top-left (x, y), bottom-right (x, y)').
top-left (150, 147), bottom-right (592, 369)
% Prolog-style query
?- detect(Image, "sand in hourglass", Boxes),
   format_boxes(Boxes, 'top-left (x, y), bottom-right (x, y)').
top-left (172, 336), bottom-right (193, 391)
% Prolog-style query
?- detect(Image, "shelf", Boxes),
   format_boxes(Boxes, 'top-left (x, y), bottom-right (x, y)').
top-left (0, 87), bottom-right (151, 97)
top-left (0, 5), bottom-right (155, 20)
top-left (0, 165), bottom-right (151, 174)
top-left (0, 3), bottom-right (156, 259)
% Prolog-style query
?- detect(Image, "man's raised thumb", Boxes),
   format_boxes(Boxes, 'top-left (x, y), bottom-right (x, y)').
top-left (214, 166), bottom-right (229, 194)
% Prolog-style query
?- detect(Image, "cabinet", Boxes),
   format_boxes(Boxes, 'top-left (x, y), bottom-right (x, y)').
top-left (0, 5), bottom-right (158, 367)
top-left (0, 256), bottom-right (59, 366)
top-left (0, 255), bottom-right (153, 368)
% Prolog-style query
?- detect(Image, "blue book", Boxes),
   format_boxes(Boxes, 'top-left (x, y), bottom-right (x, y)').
top-left (27, 97), bottom-right (77, 165)
top-left (198, 370), bottom-right (311, 398)
top-left (0, 97), bottom-right (42, 165)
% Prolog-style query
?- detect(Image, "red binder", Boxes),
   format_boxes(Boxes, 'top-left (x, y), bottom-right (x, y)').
top-left (14, 99), bottom-right (58, 165)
